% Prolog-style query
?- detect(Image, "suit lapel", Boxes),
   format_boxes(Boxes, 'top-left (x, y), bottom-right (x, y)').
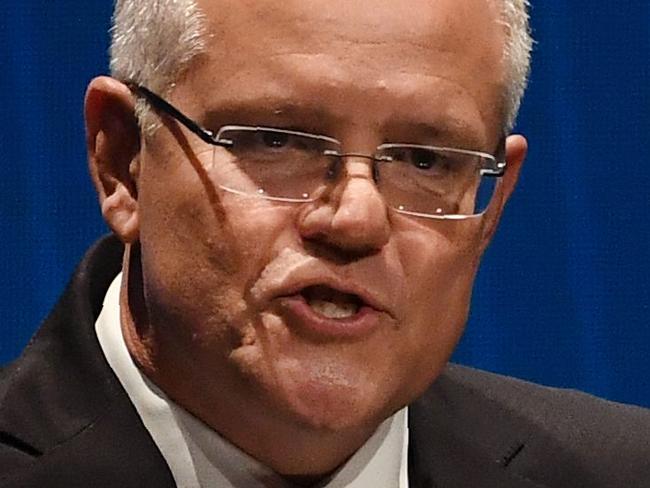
top-left (407, 363), bottom-right (610, 488)
top-left (407, 368), bottom-right (546, 488)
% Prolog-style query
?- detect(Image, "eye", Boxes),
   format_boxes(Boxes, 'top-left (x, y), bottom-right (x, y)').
top-left (410, 148), bottom-right (440, 170)
top-left (261, 131), bottom-right (290, 148)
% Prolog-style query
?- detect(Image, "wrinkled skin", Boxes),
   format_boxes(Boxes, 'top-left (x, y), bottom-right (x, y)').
top-left (85, 0), bottom-right (527, 478)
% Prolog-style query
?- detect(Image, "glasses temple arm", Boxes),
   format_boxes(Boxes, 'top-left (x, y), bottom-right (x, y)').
top-left (126, 83), bottom-right (223, 147)
top-left (490, 135), bottom-right (508, 176)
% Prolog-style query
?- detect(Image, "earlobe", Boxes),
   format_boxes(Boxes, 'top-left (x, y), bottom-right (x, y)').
top-left (479, 134), bottom-right (528, 248)
top-left (102, 183), bottom-right (140, 243)
top-left (85, 76), bottom-right (141, 243)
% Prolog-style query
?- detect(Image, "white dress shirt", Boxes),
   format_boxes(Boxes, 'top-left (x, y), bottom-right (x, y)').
top-left (96, 273), bottom-right (409, 487)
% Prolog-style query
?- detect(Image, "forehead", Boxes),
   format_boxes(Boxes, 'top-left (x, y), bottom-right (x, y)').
top-left (182, 0), bottom-right (506, 144)
top-left (202, 0), bottom-right (502, 51)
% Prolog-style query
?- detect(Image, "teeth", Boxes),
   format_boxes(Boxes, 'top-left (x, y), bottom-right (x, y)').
top-left (308, 299), bottom-right (359, 319)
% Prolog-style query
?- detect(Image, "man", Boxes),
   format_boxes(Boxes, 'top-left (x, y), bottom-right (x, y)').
top-left (1, 0), bottom-right (649, 487)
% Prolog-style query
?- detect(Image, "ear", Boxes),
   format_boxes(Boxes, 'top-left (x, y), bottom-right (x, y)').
top-left (479, 134), bottom-right (528, 248)
top-left (85, 76), bottom-right (141, 243)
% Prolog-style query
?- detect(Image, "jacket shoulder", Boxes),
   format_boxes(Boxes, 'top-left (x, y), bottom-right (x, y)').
top-left (443, 363), bottom-right (650, 435)
top-left (0, 236), bottom-right (172, 487)
top-left (429, 364), bottom-right (650, 485)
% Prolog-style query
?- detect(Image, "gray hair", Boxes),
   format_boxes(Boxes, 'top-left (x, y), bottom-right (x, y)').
top-left (110, 0), bottom-right (207, 133)
top-left (110, 0), bottom-right (532, 134)
top-left (500, 0), bottom-right (533, 132)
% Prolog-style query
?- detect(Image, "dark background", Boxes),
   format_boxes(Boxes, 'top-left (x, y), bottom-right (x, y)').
top-left (1, 2), bottom-right (649, 407)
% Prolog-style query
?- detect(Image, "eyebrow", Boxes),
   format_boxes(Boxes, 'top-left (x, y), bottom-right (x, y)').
top-left (383, 119), bottom-right (487, 151)
top-left (200, 96), bottom-right (487, 150)
top-left (201, 97), bottom-right (344, 131)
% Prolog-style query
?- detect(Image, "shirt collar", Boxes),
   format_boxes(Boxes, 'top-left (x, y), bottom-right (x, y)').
top-left (96, 273), bottom-right (409, 488)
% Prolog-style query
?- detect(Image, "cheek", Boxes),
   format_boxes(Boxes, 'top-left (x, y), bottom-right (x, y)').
top-left (137, 164), bottom-right (296, 342)
top-left (139, 183), bottom-right (240, 314)
top-left (393, 221), bottom-right (482, 389)
top-left (399, 220), bottom-right (482, 306)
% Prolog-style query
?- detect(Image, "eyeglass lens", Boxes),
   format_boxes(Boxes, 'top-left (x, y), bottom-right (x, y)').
top-left (212, 127), bottom-right (499, 217)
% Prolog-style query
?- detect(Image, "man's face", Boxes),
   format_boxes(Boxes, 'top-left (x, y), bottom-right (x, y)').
top-left (132, 0), bottom-right (511, 436)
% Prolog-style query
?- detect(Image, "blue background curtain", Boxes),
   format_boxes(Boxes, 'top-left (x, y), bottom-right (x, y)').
top-left (1, 2), bottom-right (649, 407)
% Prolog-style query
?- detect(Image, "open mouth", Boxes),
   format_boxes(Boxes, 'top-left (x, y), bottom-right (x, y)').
top-left (276, 283), bottom-right (381, 339)
top-left (300, 285), bottom-right (364, 319)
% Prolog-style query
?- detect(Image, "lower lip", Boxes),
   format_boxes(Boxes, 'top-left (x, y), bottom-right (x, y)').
top-left (279, 295), bottom-right (381, 340)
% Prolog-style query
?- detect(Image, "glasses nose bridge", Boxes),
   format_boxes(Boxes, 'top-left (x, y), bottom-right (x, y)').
top-left (326, 150), bottom-right (382, 182)
top-left (336, 151), bottom-right (377, 160)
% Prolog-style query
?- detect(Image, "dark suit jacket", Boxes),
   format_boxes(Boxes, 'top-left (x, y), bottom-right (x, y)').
top-left (1, 236), bottom-right (649, 487)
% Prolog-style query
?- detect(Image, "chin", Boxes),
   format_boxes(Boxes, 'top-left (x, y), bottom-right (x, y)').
top-left (269, 355), bottom-right (400, 433)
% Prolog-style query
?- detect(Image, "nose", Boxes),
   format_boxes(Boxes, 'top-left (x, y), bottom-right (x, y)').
top-left (297, 156), bottom-right (391, 255)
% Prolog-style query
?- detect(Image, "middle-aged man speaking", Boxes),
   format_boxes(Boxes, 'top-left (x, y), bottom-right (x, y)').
top-left (1, 0), bottom-right (649, 487)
